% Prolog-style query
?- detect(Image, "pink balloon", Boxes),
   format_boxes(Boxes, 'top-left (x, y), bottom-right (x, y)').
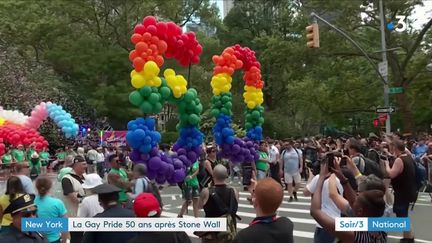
top-left (146, 25), bottom-right (157, 35)
top-left (143, 16), bottom-right (157, 27)
top-left (134, 24), bottom-right (146, 34)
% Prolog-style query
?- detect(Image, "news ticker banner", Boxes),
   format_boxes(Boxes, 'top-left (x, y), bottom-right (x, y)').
top-left (22, 218), bottom-right (226, 232)
top-left (335, 217), bottom-right (410, 232)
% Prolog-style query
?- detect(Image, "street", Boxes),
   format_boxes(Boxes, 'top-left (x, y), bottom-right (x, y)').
top-left (2, 175), bottom-right (430, 243)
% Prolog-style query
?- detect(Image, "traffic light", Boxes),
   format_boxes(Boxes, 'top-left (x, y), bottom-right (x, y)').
top-left (373, 119), bottom-right (379, 127)
top-left (306, 23), bottom-right (320, 48)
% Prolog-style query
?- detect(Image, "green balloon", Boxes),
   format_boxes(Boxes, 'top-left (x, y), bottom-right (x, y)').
top-left (151, 87), bottom-right (158, 93)
top-left (195, 103), bottom-right (203, 114)
top-left (245, 122), bottom-right (253, 130)
top-left (153, 102), bottom-right (163, 113)
top-left (221, 107), bottom-right (228, 115)
top-left (140, 86), bottom-right (152, 97)
top-left (259, 117), bottom-right (264, 124)
top-left (189, 88), bottom-right (198, 98)
top-left (140, 101), bottom-right (153, 113)
top-left (221, 95), bottom-right (230, 103)
top-left (210, 109), bottom-right (220, 117)
top-left (149, 93), bottom-right (160, 104)
top-left (188, 114), bottom-right (200, 125)
top-left (160, 87), bottom-right (171, 99)
top-left (252, 111), bottom-right (260, 119)
top-left (178, 102), bottom-right (186, 111)
top-left (129, 91), bottom-right (143, 106)
top-left (224, 102), bottom-right (232, 109)
top-left (183, 91), bottom-right (193, 103)
top-left (215, 100), bottom-right (222, 108)
top-left (180, 113), bottom-right (189, 122)
top-left (161, 77), bottom-right (168, 87)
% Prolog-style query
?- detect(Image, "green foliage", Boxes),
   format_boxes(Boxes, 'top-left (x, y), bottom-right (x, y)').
top-left (161, 131), bottom-right (178, 145)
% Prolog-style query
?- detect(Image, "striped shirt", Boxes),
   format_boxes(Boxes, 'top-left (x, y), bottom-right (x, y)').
top-left (354, 231), bottom-right (387, 243)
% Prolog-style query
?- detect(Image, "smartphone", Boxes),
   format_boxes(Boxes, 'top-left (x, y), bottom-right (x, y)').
top-left (326, 153), bottom-right (334, 170)
top-left (340, 157), bottom-right (348, 167)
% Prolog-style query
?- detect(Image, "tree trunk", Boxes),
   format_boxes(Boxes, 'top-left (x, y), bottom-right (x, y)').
top-left (395, 83), bottom-right (414, 134)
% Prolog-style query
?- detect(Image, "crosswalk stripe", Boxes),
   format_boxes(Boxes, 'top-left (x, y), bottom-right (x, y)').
top-left (239, 197), bottom-right (311, 206)
top-left (239, 191), bottom-right (311, 200)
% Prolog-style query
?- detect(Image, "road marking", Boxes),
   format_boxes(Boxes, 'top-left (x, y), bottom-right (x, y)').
top-left (239, 191), bottom-right (311, 200)
top-left (239, 197), bottom-right (311, 206)
top-left (171, 195), bottom-right (176, 200)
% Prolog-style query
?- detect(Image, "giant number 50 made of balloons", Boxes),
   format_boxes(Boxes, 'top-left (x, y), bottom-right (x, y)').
top-left (126, 16), bottom-right (264, 184)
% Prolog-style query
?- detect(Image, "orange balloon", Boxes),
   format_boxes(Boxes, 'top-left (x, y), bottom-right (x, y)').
top-left (142, 32), bottom-right (152, 41)
top-left (135, 42), bottom-right (148, 54)
top-left (129, 50), bottom-right (138, 62)
top-left (155, 55), bottom-right (164, 67)
top-left (213, 66), bottom-right (223, 75)
top-left (157, 41), bottom-right (168, 53)
top-left (151, 36), bottom-right (159, 44)
top-left (147, 56), bottom-right (155, 62)
top-left (146, 49), bottom-right (153, 55)
top-left (131, 33), bottom-right (142, 44)
top-left (149, 44), bottom-right (158, 51)
top-left (133, 57), bottom-right (145, 72)
top-left (212, 55), bottom-right (219, 64)
top-left (235, 60), bottom-right (243, 69)
top-left (140, 52), bottom-right (148, 59)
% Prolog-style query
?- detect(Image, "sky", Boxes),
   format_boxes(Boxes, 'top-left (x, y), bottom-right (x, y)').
top-left (211, 0), bottom-right (432, 30)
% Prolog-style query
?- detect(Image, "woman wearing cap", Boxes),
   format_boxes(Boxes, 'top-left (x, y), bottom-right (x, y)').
top-left (0, 176), bottom-right (25, 234)
top-left (35, 177), bottom-right (68, 243)
top-left (78, 174), bottom-right (104, 218)
top-left (29, 152), bottom-right (42, 181)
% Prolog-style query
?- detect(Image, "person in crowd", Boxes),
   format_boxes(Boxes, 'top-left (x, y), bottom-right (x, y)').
top-left (0, 176), bottom-right (25, 234)
top-left (311, 163), bottom-right (387, 243)
top-left (0, 194), bottom-right (47, 243)
top-left (127, 164), bottom-right (161, 205)
top-left (421, 142), bottom-right (432, 183)
top-left (15, 163), bottom-right (36, 195)
top-left (199, 147), bottom-right (215, 189)
top-left (95, 147), bottom-right (105, 179)
top-left (384, 140), bottom-right (416, 243)
top-left (232, 178), bottom-right (294, 243)
top-left (39, 147), bottom-right (50, 175)
top-left (129, 193), bottom-right (191, 243)
top-left (26, 144), bottom-right (36, 162)
top-left (366, 139), bottom-right (381, 164)
top-left (348, 139), bottom-right (366, 173)
top-left (86, 146), bottom-right (98, 174)
top-left (281, 140), bottom-right (303, 202)
top-left (255, 141), bottom-right (270, 180)
top-left (304, 153), bottom-right (343, 243)
top-left (268, 139), bottom-right (281, 184)
top-left (178, 159), bottom-right (200, 218)
top-left (107, 154), bottom-right (131, 206)
top-left (197, 164), bottom-right (239, 243)
top-left (53, 148), bottom-right (66, 171)
top-left (66, 146), bottom-right (77, 157)
top-left (82, 184), bottom-right (136, 243)
top-left (61, 155), bottom-right (86, 243)
top-left (78, 173), bottom-right (104, 218)
top-left (34, 177), bottom-right (68, 243)
top-left (412, 137), bottom-right (428, 161)
top-left (57, 155), bottom-right (74, 182)
top-left (12, 144), bottom-right (26, 164)
top-left (303, 138), bottom-right (319, 178)
top-left (29, 152), bottom-right (41, 180)
top-left (1, 148), bottom-right (14, 177)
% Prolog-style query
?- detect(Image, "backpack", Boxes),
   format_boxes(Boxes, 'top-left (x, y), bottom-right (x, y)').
top-left (142, 177), bottom-right (163, 207)
top-left (358, 155), bottom-right (384, 179)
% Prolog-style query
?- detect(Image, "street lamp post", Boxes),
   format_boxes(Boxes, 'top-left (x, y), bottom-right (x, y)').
top-left (378, 0), bottom-right (391, 134)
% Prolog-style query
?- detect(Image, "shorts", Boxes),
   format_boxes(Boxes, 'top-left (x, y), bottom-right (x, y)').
top-left (393, 202), bottom-right (410, 217)
top-left (284, 172), bottom-right (301, 184)
top-left (182, 186), bottom-right (199, 201)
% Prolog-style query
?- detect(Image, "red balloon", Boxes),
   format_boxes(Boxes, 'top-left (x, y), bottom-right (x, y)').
top-left (135, 42), bottom-right (148, 54)
top-left (129, 50), bottom-right (138, 62)
top-left (131, 33), bottom-right (142, 44)
top-left (156, 22), bottom-right (167, 35)
top-left (149, 44), bottom-right (158, 52)
top-left (133, 57), bottom-right (145, 71)
top-left (143, 16), bottom-right (157, 27)
top-left (134, 24), bottom-right (146, 34)
top-left (212, 55), bottom-right (219, 64)
top-left (157, 41), bottom-right (167, 53)
top-left (146, 25), bottom-right (157, 35)
top-left (167, 22), bottom-right (177, 36)
top-left (142, 32), bottom-right (152, 42)
top-left (150, 36), bottom-right (159, 44)
top-left (155, 55), bottom-right (164, 67)
top-left (195, 44), bottom-right (203, 54)
top-left (191, 55), bottom-right (199, 64)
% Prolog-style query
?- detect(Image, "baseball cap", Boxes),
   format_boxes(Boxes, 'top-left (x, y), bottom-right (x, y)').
top-left (93, 183), bottom-right (121, 194)
top-left (72, 155), bottom-right (86, 166)
top-left (4, 194), bottom-right (36, 214)
top-left (82, 173), bottom-right (103, 189)
top-left (133, 193), bottom-right (161, 217)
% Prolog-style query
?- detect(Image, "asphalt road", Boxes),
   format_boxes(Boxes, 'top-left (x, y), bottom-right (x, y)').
top-left (1, 175), bottom-right (432, 243)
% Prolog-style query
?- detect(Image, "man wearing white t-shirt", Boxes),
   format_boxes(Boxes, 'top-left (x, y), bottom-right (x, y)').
top-left (304, 171), bottom-right (343, 243)
top-left (268, 140), bottom-right (281, 184)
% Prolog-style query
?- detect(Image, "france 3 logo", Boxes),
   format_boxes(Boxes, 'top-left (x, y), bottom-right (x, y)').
top-left (387, 15), bottom-right (407, 32)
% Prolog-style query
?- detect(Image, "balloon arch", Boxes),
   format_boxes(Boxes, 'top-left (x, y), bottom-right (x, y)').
top-left (0, 103), bottom-right (79, 155)
top-left (126, 16), bottom-right (265, 184)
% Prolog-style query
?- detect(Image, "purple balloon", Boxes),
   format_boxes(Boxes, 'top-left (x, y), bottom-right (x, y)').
top-left (222, 144), bottom-right (231, 151)
top-left (177, 148), bottom-right (187, 156)
top-left (155, 175), bottom-right (166, 184)
top-left (187, 151), bottom-right (197, 162)
top-left (173, 169), bottom-right (186, 182)
top-left (232, 144), bottom-right (241, 153)
top-left (173, 158), bottom-right (183, 169)
top-left (246, 141), bottom-right (254, 147)
top-left (129, 150), bottom-right (141, 161)
top-left (184, 159), bottom-right (192, 168)
top-left (159, 162), bottom-right (169, 174)
top-left (193, 146), bottom-right (202, 155)
top-left (148, 156), bottom-right (162, 171)
top-left (150, 147), bottom-right (159, 157)
top-left (165, 156), bottom-right (173, 164)
top-left (166, 164), bottom-right (175, 176)
top-left (178, 155), bottom-right (189, 163)
top-left (253, 153), bottom-right (260, 161)
top-left (147, 169), bottom-right (157, 180)
top-left (172, 143), bottom-right (180, 151)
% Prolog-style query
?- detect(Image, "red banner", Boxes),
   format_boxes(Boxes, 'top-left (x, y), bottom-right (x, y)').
top-left (102, 131), bottom-right (127, 147)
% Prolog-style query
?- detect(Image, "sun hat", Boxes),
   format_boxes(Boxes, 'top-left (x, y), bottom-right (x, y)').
top-left (82, 173), bottom-right (103, 189)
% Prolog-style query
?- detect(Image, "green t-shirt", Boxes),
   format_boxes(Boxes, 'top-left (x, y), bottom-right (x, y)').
top-left (256, 151), bottom-right (269, 171)
top-left (56, 152), bottom-right (66, 160)
top-left (29, 158), bottom-right (41, 174)
top-left (26, 149), bottom-right (35, 161)
top-left (57, 167), bottom-right (73, 182)
top-left (12, 149), bottom-right (25, 162)
top-left (40, 151), bottom-right (50, 160)
top-left (1, 154), bottom-right (12, 164)
top-left (185, 161), bottom-right (199, 188)
top-left (110, 168), bottom-right (129, 202)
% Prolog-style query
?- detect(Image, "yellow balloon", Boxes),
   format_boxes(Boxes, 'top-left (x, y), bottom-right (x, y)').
top-left (0, 117), bottom-right (5, 126)
top-left (144, 61), bottom-right (159, 75)
top-left (154, 77), bottom-right (162, 87)
top-left (164, 68), bottom-right (176, 77)
top-left (131, 75), bottom-right (145, 89)
top-left (247, 101), bottom-right (256, 109)
top-left (130, 70), bottom-right (137, 78)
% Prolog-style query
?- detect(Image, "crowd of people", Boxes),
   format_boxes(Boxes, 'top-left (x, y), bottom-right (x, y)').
top-left (0, 133), bottom-right (431, 243)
